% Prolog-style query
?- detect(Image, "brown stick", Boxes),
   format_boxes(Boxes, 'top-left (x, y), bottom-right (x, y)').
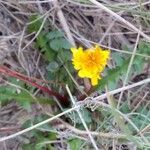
top-left (0, 65), bottom-right (69, 106)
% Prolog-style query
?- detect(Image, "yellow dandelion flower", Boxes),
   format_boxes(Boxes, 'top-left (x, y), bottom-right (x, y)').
top-left (71, 45), bottom-right (110, 86)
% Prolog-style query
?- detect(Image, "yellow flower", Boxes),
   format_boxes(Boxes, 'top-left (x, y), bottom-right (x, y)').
top-left (71, 45), bottom-right (110, 86)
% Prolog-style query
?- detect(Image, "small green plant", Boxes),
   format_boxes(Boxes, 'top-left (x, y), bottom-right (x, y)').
top-left (28, 15), bottom-right (75, 93)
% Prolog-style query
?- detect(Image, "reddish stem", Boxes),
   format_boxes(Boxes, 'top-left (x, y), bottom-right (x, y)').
top-left (0, 65), bottom-right (68, 106)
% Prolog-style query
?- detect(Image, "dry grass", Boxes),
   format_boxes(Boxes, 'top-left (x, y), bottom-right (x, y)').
top-left (0, 0), bottom-right (150, 149)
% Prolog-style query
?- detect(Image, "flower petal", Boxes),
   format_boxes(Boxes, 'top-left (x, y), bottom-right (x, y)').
top-left (91, 76), bottom-right (98, 86)
top-left (78, 69), bottom-right (87, 78)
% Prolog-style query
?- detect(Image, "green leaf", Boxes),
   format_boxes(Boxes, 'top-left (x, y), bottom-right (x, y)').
top-left (49, 38), bottom-right (64, 51)
top-left (46, 61), bottom-right (59, 73)
top-left (43, 47), bottom-right (57, 62)
top-left (68, 108), bottom-right (92, 124)
top-left (133, 41), bottom-right (150, 74)
top-left (112, 53), bottom-right (124, 66)
top-left (49, 38), bottom-right (72, 51)
top-left (22, 144), bottom-right (35, 150)
top-left (68, 138), bottom-right (84, 150)
top-left (120, 102), bottom-right (130, 113)
top-left (46, 30), bottom-right (64, 39)
top-left (37, 97), bottom-right (56, 105)
top-left (0, 86), bottom-right (33, 109)
top-left (36, 32), bottom-right (47, 48)
top-left (46, 71), bottom-right (56, 80)
top-left (35, 137), bottom-right (56, 150)
top-left (58, 50), bottom-right (72, 62)
top-left (28, 15), bottom-right (43, 33)
top-left (61, 38), bottom-right (72, 49)
top-left (138, 41), bottom-right (150, 54)
top-left (96, 59), bottom-right (129, 90)
top-left (0, 85), bottom-right (55, 109)
top-left (16, 92), bottom-right (32, 110)
top-left (49, 38), bottom-right (61, 51)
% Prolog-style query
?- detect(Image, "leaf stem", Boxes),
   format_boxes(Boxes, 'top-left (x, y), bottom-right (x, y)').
top-left (0, 65), bottom-right (69, 106)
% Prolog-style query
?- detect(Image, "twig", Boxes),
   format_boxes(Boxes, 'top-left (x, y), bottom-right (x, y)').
top-left (19, 0), bottom-right (54, 4)
top-left (131, 92), bottom-right (149, 112)
top-left (0, 83), bottom-right (149, 143)
top-left (22, 13), bottom-right (49, 51)
top-left (0, 66), bottom-right (68, 105)
top-left (53, 0), bottom-right (76, 47)
top-left (0, 107), bottom-right (77, 142)
top-left (99, 0), bottom-right (150, 44)
top-left (59, 57), bottom-right (87, 96)
top-left (105, 86), bottom-right (148, 145)
top-left (17, 27), bottom-right (29, 75)
top-left (117, 27), bottom-right (141, 108)
top-left (66, 85), bottom-right (99, 150)
top-left (56, 118), bottom-right (127, 139)
top-left (0, 3), bottom-right (23, 24)
top-left (72, 30), bottom-right (150, 58)
top-left (93, 78), bottom-right (150, 102)
top-left (89, 0), bottom-right (150, 41)
top-left (36, 0), bottom-right (44, 13)
top-left (0, 126), bottom-right (20, 132)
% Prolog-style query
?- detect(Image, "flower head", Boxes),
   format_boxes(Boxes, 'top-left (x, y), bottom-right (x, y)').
top-left (71, 45), bottom-right (110, 86)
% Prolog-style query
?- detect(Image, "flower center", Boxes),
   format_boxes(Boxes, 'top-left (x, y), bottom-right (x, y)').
top-left (85, 53), bottom-right (98, 68)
